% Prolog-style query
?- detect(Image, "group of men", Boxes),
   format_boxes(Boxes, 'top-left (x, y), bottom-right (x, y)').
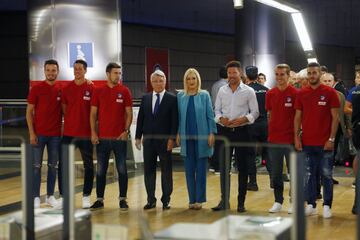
top-left (27, 59), bottom-right (359, 217)
top-left (27, 59), bottom-right (132, 210)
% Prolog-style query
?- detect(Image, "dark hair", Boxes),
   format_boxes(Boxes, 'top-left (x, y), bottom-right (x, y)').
top-left (320, 65), bottom-right (328, 73)
top-left (258, 73), bottom-right (266, 79)
top-left (226, 60), bottom-right (242, 71)
top-left (44, 59), bottom-right (59, 70)
top-left (74, 59), bottom-right (87, 70)
top-left (275, 64), bottom-right (291, 75)
top-left (307, 62), bottom-right (320, 68)
top-left (106, 62), bottom-right (121, 73)
top-left (219, 66), bottom-right (227, 79)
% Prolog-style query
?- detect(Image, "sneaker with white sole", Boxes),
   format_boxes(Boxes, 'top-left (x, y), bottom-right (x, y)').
top-left (82, 196), bottom-right (91, 209)
top-left (45, 195), bottom-right (58, 208)
top-left (287, 204), bottom-right (293, 214)
top-left (323, 205), bottom-right (332, 218)
top-left (34, 197), bottom-right (41, 209)
top-left (269, 202), bottom-right (282, 213)
top-left (305, 204), bottom-right (318, 216)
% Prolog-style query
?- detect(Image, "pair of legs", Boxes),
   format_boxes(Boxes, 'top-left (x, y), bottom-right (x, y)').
top-left (303, 146), bottom-right (333, 208)
top-left (33, 136), bottom-right (60, 198)
top-left (95, 139), bottom-right (128, 201)
top-left (214, 125), bottom-right (253, 210)
top-left (184, 139), bottom-right (207, 205)
top-left (143, 139), bottom-right (173, 206)
top-left (58, 136), bottom-right (94, 197)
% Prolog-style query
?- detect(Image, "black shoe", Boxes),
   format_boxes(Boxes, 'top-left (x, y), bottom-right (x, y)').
top-left (352, 205), bottom-right (358, 215)
top-left (162, 202), bottom-right (171, 210)
top-left (237, 205), bottom-right (246, 213)
top-left (316, 193), bottom-right (322, 200)
top-left (247, 183), bottom-right (259, 191)
top-left (90, 200), bottom-right (104, 210)
top-left (119, 200), bottom-right (129, 210)
top-left (143, 201), bottom-right (156, 210)
top-left (332, 178), bottom-right (339, 184)
top-left (211, 201), bottom-right (229, 211)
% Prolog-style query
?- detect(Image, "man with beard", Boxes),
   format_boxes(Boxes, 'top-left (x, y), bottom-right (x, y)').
top-left (212, 60), bottom-right (259, 212)
top-left (90, 62), bottom-right (133, 210)
top-left (294, 62), bottom-right (339, 218)
top-left (26, 59), bottom-right (62, 208)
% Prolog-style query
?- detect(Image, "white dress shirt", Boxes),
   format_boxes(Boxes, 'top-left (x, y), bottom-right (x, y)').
top-left (152, 90), bottom-right (165, 113)
top-left (214, 82), bottom-right (259, 125)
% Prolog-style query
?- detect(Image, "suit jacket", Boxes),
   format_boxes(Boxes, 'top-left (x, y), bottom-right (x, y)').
top-left (135, 91), bottom-right (178, 150)
top-left (177, 90), bottom-right (217, 158)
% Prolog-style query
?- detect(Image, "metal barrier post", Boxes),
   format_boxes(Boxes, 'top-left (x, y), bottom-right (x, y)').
top-left (22, 143), bottom-right (34, 240)
top-left (291, 151), bottom-right (305, 240)
top-left (357, 151), bottom-right (360, 240)
top-left (62, 144), bottom-right (75, 240)
top-left (0, 107), bottom-right (3, 146)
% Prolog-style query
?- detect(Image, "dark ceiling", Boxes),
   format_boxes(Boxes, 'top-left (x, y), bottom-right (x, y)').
top-left (2, 0), bottom-right (360, 52)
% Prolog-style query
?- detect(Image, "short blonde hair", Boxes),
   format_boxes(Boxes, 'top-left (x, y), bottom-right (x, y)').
top-left (183, 68), bottom-right (201, 95)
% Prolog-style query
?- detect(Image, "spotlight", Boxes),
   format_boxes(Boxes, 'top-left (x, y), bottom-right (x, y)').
top-left (234, 0), bottom-right (244, 9)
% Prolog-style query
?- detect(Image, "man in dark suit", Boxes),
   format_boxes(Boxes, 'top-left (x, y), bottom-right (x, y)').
top-left (135, 70), bottom-right (178, 210)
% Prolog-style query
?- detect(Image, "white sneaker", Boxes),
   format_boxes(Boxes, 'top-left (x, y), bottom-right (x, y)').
top-left (34, 197), bottom-right (40, 209)
top-left (323, 205), bottom-right (332, 218)
top-left (54, 197), bottom-right (63, 209)
top-left (269, 202), bottom-right (282, 213)
top-left (82, 196), bottom-right (91, 209)
top-left (305, 204), bottom-right (318, 216)
top-left (45, 195), bottom-right (58, 208)
top-left (287, 204), bottom-right (293, 214)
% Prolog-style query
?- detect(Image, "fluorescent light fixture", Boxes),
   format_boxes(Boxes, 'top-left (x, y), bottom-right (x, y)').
top-left (254, 0), bottom-right (299, 13)
top-left (307, 58), bottom-right (318, 63)
top-left (234, 0), bottom-right (244, 9)
top-left (291, 12), bottom-right (313, 51)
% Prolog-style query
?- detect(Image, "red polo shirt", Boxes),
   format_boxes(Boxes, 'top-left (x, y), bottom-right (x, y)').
top-left (266, 85), bottom-right (298, 144)
top-left (294, 84), bottom-right (340, 146)
top-left (62, 81), bottom-right (93, 137)
top-left (27, 81), bottom-right (62, 136)
top-left (91, 84), bottom-right (132, 139)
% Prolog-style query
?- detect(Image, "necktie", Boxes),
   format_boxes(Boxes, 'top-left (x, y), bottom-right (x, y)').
top-left (153, 93), bottom-right (160, 115)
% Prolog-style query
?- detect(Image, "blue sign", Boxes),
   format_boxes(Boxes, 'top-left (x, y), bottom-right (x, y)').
top-left (68, 42), bottom-right (94, 67)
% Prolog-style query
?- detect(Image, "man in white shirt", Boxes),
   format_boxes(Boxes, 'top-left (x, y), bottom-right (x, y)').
top-left (211, 60), bottom-right (259, 213)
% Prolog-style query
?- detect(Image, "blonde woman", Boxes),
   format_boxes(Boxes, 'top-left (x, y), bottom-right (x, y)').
top-left (176, 68), bottom-right (217, 209)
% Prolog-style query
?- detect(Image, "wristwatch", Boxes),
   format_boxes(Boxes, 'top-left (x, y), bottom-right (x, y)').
top-left (328, 138), bottom-right (335, 143)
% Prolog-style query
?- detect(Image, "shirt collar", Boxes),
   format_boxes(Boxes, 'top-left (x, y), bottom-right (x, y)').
top-left (153, 89), bottom-right (166, 97)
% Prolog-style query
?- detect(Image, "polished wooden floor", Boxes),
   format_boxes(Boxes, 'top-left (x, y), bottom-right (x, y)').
top-left (0, 170), bottom-right (358, 239)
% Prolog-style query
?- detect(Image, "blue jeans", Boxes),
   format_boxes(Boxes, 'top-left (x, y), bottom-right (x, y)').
top-left (96, 139), bottom-right (128, 199)
top-left (184, 140), bottom-right (207, 204)
top-left (32, 136), bottom-right (60, 197)
top-left (303, 146), bottom-right (333, 207)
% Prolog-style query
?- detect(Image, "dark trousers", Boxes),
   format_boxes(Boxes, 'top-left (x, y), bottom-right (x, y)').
top-left (268, 145), bottom-right (291, 204)
top-left (209, 123), bottom-right (223, 171)
top-left (96, 139), bottom-right (128, 199)
top-left (143, 139), bottom-right (173, 204)
top-left (59, 136), bottom-right (94, 196)
top-left (248, 121), bottom-right (270, 178)
top-left (216, 125), bottom-right (253, 207)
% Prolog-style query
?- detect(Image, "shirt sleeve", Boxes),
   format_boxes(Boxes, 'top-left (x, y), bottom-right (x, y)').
top-left (214, 87), bottom-right (223, 123)
top-left (124, 87), bottom-right (133, 107)
top-left (245, 88), bottom-right (259, 124)
top-left (27, 87), bottom-right (37, 104)
top-left (330, 88), bottom-right (340, 108)
top-left (90, 88), bottom-right (99, 107)
top-left (294, 91), bottom-right (302, 110)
